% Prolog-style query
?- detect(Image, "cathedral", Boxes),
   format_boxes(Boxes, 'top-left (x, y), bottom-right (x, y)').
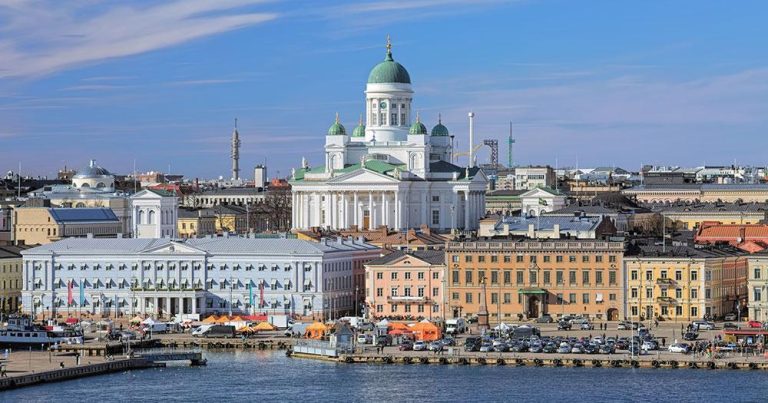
top-left (290, 39), bottom-right (487, 231)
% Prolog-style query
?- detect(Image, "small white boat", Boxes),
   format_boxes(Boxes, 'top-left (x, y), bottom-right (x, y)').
top-left (0, 316), bottom-right (84, 349)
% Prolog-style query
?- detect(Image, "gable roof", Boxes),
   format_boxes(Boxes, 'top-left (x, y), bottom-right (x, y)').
top-left (365, 250), bottom-right (445, 266)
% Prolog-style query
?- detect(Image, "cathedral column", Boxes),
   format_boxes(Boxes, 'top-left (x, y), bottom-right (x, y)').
top-left (452, 191), bottom-right (458, 229)
top-left (394, 191), bottom-right (400, 230)
top-left (314, 193), bottom-right (321, 227)
top-left (353, 192), bottom-right (359, 228)
top-left (382, 192), bottom-right (387, 229)
top-left (329, 192), bottom-right (336, 229)
top-left (303, 193), bottom-right (310, 229)
top-left (464, 191), bottom-right (470, 230)
top-left (341, 192), bottom-right (347, 230)
top-left (291, 192), bottom-right (298, 228)
top-left (368, 192), bottom-right (374, 230)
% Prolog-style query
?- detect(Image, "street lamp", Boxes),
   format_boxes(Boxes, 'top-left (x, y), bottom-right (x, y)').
top-left (355, 286), bottom-right (359, 318)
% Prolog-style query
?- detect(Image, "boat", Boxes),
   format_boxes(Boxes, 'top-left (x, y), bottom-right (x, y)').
top-left (0, 316), bottom-right (84, 349)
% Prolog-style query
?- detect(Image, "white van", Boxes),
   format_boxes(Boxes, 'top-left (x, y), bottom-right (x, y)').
top-left (192, 325), bottom-right (213, 337)
top-left (446, 318), bottom-right (466, 334)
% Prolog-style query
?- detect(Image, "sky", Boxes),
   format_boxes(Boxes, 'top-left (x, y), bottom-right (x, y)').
top-left (1, 0), bottom-right (767, 180)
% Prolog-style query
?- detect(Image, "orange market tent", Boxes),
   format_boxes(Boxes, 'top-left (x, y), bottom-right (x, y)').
top-left (306, 322), bottom-right (328, 339)
top-left (215, 316), bottom-right (231, 324)
top-left (236, 326), bottom-right (251, 333)
top-left (202, 315), bottom-right (219, 324)
top-left (388, 322), bottom-right (409, 331)
top-left (253, 322), bottom-right (276, 331)
top-left (410, 321), bottom-right (441, 341)
top-left (229, 315), bottom-right (244, 322)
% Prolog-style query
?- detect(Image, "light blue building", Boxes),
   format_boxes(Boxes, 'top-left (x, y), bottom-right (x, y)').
top-left (21, 236), bottom-right (380, 320)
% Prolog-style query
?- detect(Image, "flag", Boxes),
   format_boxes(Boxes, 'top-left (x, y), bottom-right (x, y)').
top-left (259, 281), bottom-right (264, 309)
top-left (67, 280), bottom-right (73, 306)
top-left (79, 280), bottom-right (84, 306)
top-left (249, 282), bottom-right (254, 309)
top-left (538, 198), bottom-right (548, 206)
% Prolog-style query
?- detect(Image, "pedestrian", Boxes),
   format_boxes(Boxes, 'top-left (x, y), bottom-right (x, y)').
top-left (0, 365), bottom-right (6, 378)
top-left (59, 362), bottom-right (65, 369)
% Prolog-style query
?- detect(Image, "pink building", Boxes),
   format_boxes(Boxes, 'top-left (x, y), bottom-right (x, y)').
top-left (364, 250), bottom-right (446, 320)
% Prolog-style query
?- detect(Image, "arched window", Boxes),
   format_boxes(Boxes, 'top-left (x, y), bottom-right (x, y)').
top-left (148, 210), bottom-right (155, 225)
top-left (96, 182), bottom-right (105, 188)
top-left (138, 210), bottom-right (145, 225)
top-left (80, 183), bottom-right (90, 188)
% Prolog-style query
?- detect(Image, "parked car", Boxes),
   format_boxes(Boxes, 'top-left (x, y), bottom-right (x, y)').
top-left (357, 334), bottom-right (371, 344)
top-left (692, 321), bottom-right (715, 330)
top-left (557, 321), bottom-right (572, 331)
top-left (599, 344), bottom-right (615, 354)
top-left (493, 343), bottom-right (510, 352)
top-left (428, 341), bottom-right (443, 352)
top-left (557, 343), bottom-right (571, 354)
top-left (724, 313), bottom-right (737, 321)
top-left (723, 323), bottom-right (740, 330)
top-left (642, 340), bottom-right (659, 351)
top-left (580, 322), bottom-right (594, 330)
top-left (570, 343), bottom-right (584, 354)
top-left (398, 341), bottom-right (413, 351)
top-left (617, 322), bottom-right (629, 330)
top-left (748, 320), bottom-right (763, 328)
top-left (479, 342), bottom-right (493, 353)
top-left (537, 314), bottom-right (554, 323)
top-left (413, 341), bottom-right (428, 351)
top-left (570, 317), bottom-right (589, 325)
top-left (668, 343), bottom-right (690, 353)
top-left (543, 343), bottom-right (558, 353)
top-left (376, 335), bottom-right (392, 346)
top-left (683, 332), bottom-right (698, 341)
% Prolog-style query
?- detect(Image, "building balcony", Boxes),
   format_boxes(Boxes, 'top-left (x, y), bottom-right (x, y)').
top-left (387, 296), bottom-right (431, 304)
top-left (656, 278), bottom-right (676, 287)
top-left (656, 296), bottom-right (677, 305)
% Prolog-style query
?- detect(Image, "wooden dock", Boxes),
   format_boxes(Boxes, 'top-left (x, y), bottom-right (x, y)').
top-left (0, 358), bottom-right (160, 391)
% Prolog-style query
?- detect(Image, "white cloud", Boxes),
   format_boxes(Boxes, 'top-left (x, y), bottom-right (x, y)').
top-left (0, 1), bottom-right (278, 78)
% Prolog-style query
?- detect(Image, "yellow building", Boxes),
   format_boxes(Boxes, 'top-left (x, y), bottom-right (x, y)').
top-left (0, 245), bottom-right (30, 313)
top-left (13, 207), bottom-right (123, 245)
top-left (210, 205), bottom-right (248, 234)
top-left (660, 203), bottom-right (767, 230)
top-left (177, 209), bottom-right (217, 238)
top-left (446, 239), bottom-right (625, 322)
top-left (624, 244), bottom-right (747, 322)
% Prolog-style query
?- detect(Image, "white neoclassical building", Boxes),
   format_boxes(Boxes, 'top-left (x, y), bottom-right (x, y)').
top-left (290, 40), bottom-right (487, 232)
top-left (20, 236), bottom-right (380, 319)
top-left (131, 189), bottom-right (178, 238)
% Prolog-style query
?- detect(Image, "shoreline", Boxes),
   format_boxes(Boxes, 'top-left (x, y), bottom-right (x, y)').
top-left (0, 358), bottom-right (161, 391)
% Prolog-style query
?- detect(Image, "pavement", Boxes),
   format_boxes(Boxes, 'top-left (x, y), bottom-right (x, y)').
top-left (0, 349), bottom-right (109, 378)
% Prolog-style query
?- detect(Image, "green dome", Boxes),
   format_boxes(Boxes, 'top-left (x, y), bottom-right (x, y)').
top-left (327, 113), bottom-right (346, 136)
top-left (409, 115), bottom-right (427, 135)
top-left (431, 114), bottom-right (449, 136)
top-left (352, 115), bottom-right (366, 137)
top-left (367, 41), bottom-right (411, 84)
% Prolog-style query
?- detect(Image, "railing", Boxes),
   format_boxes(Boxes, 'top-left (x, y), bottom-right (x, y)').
top-left (387, 296), bottom-right (431, 303)
top-left (656, 296), bottom-right (677, 305)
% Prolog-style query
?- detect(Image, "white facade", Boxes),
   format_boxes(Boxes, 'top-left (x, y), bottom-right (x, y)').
top-left (131, 189), bottom-right (178, 238)
top-left (514, 166), bottom-right (556, 190)
top-left (20, 237), bottom-right (380, 319)
top-left (290, 42), bottom-right (487, 231)
top-left (748, 256), bottom-right (768, 322)
top-left (520, 187), bottom-right (567, 217)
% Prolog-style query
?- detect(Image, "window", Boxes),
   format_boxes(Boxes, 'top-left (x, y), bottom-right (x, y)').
top-left (516, 271), bottom-right (524, 284)
top-left (478, 270), bottom-right (486, 282)
top-left (405, 272), bottom-right (411, 280)
top-left (582, 271), bottom-right (590, 285)
top-left (691, 288), bottom-right (698, 299)
top-left (465, 255), bottom-right (473, 263)
top-left (645, 271), bottom-right (652, 281)
top-left (631, 271), bottom-right (638, 281)
top-left (631, 288), bottom-right (638, 298)
top-left (609, 293), bottom-right (616, 301)
top-left (491, 255), bottom-right (498, 263)
top-left (661, 270), bottom-right (667, 279)
top-left (569, 271), bottom-right (577, 284)
top-left (556, 256), bottom-right (563, 263)
top-left (504, 256), bottom-right (511, 263)
top-left (595, 256), bottom-right (603, 263)
top-left (452, 255), bottom-right (459, 263)
top-left (391, 272), bottom-right (398, 280)
top-left (431, 210), bottom-right (440, 225)
top-left (478, 256), bottom-right (485, 263)
top-left (376, 305), bottom-right (383, 313)
top-left (503, 271), bottom-right (511, 284)
top-left (645, 288), bottom-right (653, 299)
top-left (754, 287), bottom-right (762, 302)
top-left (390, 287), bottom-right (398, 297)
top-left (504, 293), bottom-right (511, 304)
top-left (691, 307), bottom-right (698, 318)
top-left (417, 272), bottom-right (424, 280)
top-left (516, 255), bottom-right (524, 263)
top-left (452, 292), bottom-right (459, 300)
top-left (529, 255), bottom-right (537, 263)
top-left (661, 306), bottom-right (669, 316)
top-left (676, 271), bottom-right (683, 281)
top-left (582, 256), bottom-right (590, 263)
top-left (675, 289), bottom-right (682, 299)
top-left (417, 287), bottom-right (424, 297)
top-left (392, 304), bottom-right (398, 312)
top-left (543, 271), bottom-right (551, 284)
top-left (569, 256), bottom-right (576, 263)
top-left (432, 272), bottom-right (439, 279)
top-left (569, 293), bottom-right (576, 304)
top-left (543, 256), bottom-right (550, 263)
top-left (432, 195), bottom-right (440, 202)
top-left (582, 293), bottom-right (589, 304)
top-left (465, 293), bottom-right (473, 303)
top-left (491, 271), bottom-right (499, 284)
top-left (631, 306), bottom-right (638, 316)
top-left (609, 271), bottom-right (617, 285)
top-left (754, 269), bottom-right (761, 280)
top-left (465, 271), bottom-right (473, 284)
top-left (595, 271), bottom-right (603, 284)
top-left (705, 288), bottom-right (711, 299)
top-left (432, 287), bottom-right (439, 297)
top-left (376, 272), bottom-right (383, 280)
top-left (675, 306), bottom-right (683, 316)
top-left (608, 255), bottom-right (617, 263)
top-left (691, 271), bottom-right (698, 281)
top-left (376, 288), bottom-right (383, 297)
top-left (491, 293), bottom-right (498, 304)
top-left (556, 271), bottom-right (563, 284)
top-left (452, 270), bottom-right (459, 284)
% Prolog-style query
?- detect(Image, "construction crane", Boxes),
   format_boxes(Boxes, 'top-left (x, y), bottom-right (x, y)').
top-left (483, 139), bottom-right (499, 170)
top-left (453, 144), bottom-right (485, 164)
top-left (508, 121), bottom-right (515, 168)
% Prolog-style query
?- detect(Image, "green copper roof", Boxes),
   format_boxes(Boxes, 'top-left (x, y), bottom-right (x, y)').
top-left (431, 114), bottom-right (449, 136)
top-left (352, 115), bottom-right (366, 137)
top-left (409, 120), bottom-right (427, 135)
top-left (327, 113), bottom-right (346, 136)
top-left (367, 42), bottom-right (411, 84)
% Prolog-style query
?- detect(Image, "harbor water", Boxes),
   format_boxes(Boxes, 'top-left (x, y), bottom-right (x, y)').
top-left (4, 351), bottom-right (768, 402)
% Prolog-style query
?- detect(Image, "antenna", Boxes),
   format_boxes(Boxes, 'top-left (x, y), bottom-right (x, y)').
top-left (508, 121), bottom-right (515, 168)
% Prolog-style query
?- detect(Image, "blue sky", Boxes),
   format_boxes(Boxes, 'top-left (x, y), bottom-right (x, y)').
top-left (1, 0), bottom-right (767, 180)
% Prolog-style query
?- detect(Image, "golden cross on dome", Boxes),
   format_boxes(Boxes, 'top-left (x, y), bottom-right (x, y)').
top-left (386, 34), bottom-right (391, 52)
top-left (335, 112), bottom-right (340, 123)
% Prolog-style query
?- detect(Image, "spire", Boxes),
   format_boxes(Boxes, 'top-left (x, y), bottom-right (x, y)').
top-left (416, 111), bottom-right (421, 123)
top-left (358, 113), bottom-right (363, 125)
top-left (335, 112), bottom-right (340, 124)
top-left (234, 118), bottom-right (238, 130)
top-left (438, 113), bottom-right (442, 124)
top-left (385, 34), bottom-right (393, 61)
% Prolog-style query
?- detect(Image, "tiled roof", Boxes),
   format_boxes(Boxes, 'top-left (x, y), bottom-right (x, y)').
top-left (695, 223), bottom-right (768, 243)
top-left (0, 245), bottom-right (32, 259)
top-left (365, 249), bottom-right (446, 266)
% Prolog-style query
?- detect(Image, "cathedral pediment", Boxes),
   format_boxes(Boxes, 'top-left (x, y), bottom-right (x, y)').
top-left (141, 241), bottom-right (206, 255)
top-left (328, 168), bottom-right (400, 184)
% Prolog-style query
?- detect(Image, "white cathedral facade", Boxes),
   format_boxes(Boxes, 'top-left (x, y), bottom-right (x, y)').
top-left (290, 41), bottom-right (488, 231)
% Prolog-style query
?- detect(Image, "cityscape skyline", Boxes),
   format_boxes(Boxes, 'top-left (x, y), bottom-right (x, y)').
top-left (2, 0), bottom-right (768, 180)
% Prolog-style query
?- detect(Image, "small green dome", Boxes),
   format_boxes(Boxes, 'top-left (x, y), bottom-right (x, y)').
top-left (327, 113), bottom-right (346, 136)
top-left (367, 39), bottom-right (411, 84)
top-left (431, 114), bottom-right (449, 136)
top-left (352, 115), bottom-right (366, 137)
top-left (409, 114), bottom-right (427, 135)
